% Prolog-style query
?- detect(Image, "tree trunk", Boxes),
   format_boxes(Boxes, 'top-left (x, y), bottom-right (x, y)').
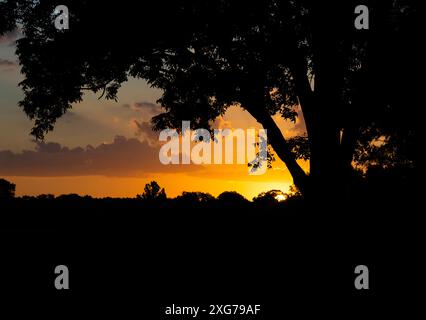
top-left (258, 114), bottom-right (310, 195)
top-left (244, 100), bottom-right (310, 195)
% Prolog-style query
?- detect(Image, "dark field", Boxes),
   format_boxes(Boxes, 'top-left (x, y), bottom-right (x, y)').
top-left (1, 197), bottom-right (423, 316)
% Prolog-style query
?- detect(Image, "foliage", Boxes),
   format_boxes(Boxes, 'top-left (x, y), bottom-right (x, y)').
top-left (137, 181), bottom-right (167, 201)
top-left (174, 191), bottom-right (215, 204)
top-left (284, 185), bottom-right (303, 199)
top-left (0, 178), bottom-right (16, 199)
top-left (1, 0), bottom-right (423, 195)
top-left (217, 191), bottom-right (249, 205)
top-left (252, 189), bottom-right (285, 205)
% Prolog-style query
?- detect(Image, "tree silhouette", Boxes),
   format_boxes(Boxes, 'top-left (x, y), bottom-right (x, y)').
top-left (174, 191), bottom-right (215, 205)
top-left (284, 185), bottom-right (302, 200)
top-left (1, 0), bottom-right (422, 198)
top-left (36, 194), bottom-right (55, 200)
top-left (137, 181), bottom-right (167, 201)
top-left (253, 190), bottom-right (286, 205)
top-left (0, 178), bottom-right (16, 200)
top-left (217, 191), bottom-right (249, 206)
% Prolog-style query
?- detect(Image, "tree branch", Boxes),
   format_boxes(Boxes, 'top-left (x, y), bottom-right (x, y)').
top-left (243, 100), bottom-right (309, 194)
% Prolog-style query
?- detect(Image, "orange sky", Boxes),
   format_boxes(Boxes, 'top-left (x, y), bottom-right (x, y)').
top-left (1, 102), bottom-right (308, 199)
top-left (2, 126), bottom-right (308, 199)
top-left (4, 173), bottom-right (295, 200)
top-left (0, 34), bottom-right (308, 200)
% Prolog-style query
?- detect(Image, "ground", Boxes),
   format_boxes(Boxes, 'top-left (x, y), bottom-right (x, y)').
top-left (0, 198), bottom-right (423, 316)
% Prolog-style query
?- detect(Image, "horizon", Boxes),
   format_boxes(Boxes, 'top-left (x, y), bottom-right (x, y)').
top-left (1, 174), bottom-right (294, 200)
top-left (0, 30), bottom-right (307, 200)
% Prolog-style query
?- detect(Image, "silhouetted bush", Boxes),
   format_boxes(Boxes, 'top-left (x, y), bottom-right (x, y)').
top-left (284, 185), bottom-right (303, 200)
top-left (217, 191), bottom-right (249, 206)
top-left (56, 194), bottom-right (92, 202)
top-left (0, 178), bottom-right (15, 200)
top-left (252, 190), bottom-right (286, 206)
top-left (174, 191), bottom-right (215, 206)
top-left (37, 194), bottom-right (55, 200)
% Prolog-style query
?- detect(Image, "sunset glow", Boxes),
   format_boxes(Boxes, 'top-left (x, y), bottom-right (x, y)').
top-left (0, 46), bottom-right (307, 199)
top-left (275, 194), bottom-right (287, 202)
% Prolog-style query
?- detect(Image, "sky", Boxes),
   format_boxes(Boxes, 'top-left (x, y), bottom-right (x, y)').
top-left (0, 30), bottom-right (308, 200)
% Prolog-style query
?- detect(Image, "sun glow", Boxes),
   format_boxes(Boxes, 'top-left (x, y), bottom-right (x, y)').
top-left (275, 194), bottom-right (286, 202)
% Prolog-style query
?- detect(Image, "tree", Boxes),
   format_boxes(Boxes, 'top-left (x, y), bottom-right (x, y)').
top-left (284, 185), bottom-right (303, 200)
top-left (253, 190), bottom-right (286, 205)
top-left (37, 194), bottom-right (55, 200)
top-left (137, 181), bottom-right (167, 201)
top-left (1, 0), bottom-right (422, 198)
top-left (174, 192), bottom-right (215, 205)
top-left (217, 191), bottom-right (249, 205)
top-left (0, 178), bottom-right (16, 199)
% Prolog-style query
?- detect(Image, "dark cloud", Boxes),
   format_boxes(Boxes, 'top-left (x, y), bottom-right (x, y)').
top-left (35, 141), bottom-right (62, 153)
top-left (123, 101), bottom-right (162, 114)
top-left (0, 136), bottom-right (200, 177)
top-left (134, 101), bottom-right (161, 113)
top-left (122, 101), bottom-right (163, 140)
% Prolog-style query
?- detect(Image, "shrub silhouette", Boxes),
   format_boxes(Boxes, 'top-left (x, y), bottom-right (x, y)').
top-left (0, 178), bottom-right (16, 200)
top-left (217, 191), bottom-right (249, 206)
top-left (56, 194), bottom-right (90, 201)
top-left (284, 185), bottom-right (303, 200)
top-left (36, 194), bottom-right (55, 200)
top-left (174, 192), bottom-right (215, 205)
top-left (253, 190), bottom-right (286, 206)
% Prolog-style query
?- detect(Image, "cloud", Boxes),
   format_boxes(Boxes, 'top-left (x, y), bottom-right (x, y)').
top-left (0, 29), bottom-right (20, 45)
top-left (0, 136), bottom-right (201, 177)
top-left (0, 58), bottom-right (15, 66)
top-left (134, 120), bottom-right (159, 146)
top-left (122, 101), bottom-right (164, 141)
top-left (0, 58), bottom-right (17, 70)
top-left (123, 101), bottom-right (162, 115)
top-left (134, 101), bottom-right (161, 112)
